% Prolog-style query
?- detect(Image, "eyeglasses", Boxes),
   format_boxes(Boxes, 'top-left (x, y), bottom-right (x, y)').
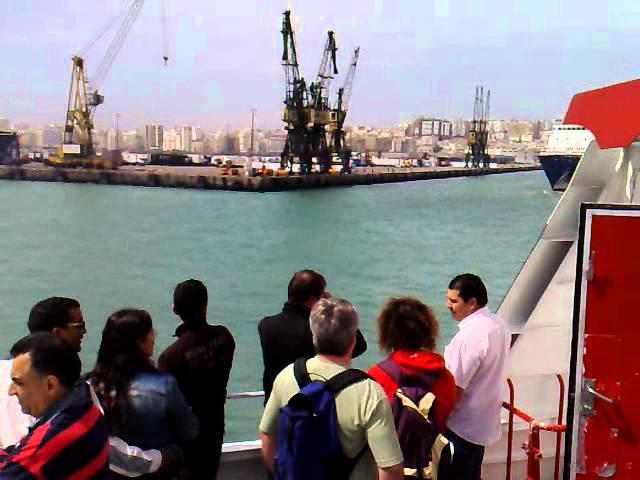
top-left (65, 322), bottom-right (87, 330)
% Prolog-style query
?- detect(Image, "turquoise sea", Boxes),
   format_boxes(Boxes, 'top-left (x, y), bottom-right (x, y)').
top-left (0, 171), bottom-right (558, 441)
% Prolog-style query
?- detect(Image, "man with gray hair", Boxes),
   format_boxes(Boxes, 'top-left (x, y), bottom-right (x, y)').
top-left (259, 298), bottom-right (404, 480)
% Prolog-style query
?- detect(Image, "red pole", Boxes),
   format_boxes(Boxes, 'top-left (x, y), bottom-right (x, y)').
top-left (505, 378), bottom-right (515, 480)
top-left (554, 374), bottom-right (565, 480)
top-left (526, 426), bottom-right (542, 480)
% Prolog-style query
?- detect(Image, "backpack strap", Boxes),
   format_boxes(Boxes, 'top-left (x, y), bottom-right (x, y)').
top-left (376, 357), bottom-right (403, 382)
top-left (293, 358), bottom-right (312, 388)
top-left (325, 369), bottom-right (370, 394)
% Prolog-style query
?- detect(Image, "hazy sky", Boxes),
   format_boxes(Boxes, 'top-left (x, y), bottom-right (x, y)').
top-left (1, 1), bottom-right (639, 129)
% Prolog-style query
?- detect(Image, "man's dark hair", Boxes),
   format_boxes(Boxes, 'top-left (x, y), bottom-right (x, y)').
top-left (10, 332), bottom-right (81, 388)
top-left (28, 297), bottom-right (81, 333)
top-left (448, 273), bottom-right (488, 307)
top-left (287, 270), bottom-right (326, 304)
top-left (173, 279), bottom-right (208, 321)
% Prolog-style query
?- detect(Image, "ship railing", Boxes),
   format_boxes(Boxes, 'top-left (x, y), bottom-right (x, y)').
top-left (501, 375), bottom-right (566, 480)
top-left (226, 391), bottom-right (265, 400)
top-left (224, 377), bottom-right (568, 480)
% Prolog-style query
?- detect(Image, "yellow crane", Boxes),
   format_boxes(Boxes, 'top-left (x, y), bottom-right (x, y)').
top-left (48, 0), bottom-right (166, 169)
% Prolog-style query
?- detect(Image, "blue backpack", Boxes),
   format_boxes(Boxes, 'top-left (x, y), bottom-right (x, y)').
top-left (274, 358), bottom-right (370, 480)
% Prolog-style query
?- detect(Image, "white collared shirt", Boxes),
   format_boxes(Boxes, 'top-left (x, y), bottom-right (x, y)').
top-left (444, 306), bottom-right (510, 446)
top-left (0, 359), bottom-right (32, 448)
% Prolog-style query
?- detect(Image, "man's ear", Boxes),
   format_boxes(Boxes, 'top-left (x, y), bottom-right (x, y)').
top-left (51, 326), bottom-right (63, 338)
top-left (45, 375), bottom-right (62, 395)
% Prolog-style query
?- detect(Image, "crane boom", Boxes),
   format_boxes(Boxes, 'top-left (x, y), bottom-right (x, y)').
top-left (281, 10), bottom-right (303, 106)
top-left (339, 46), bottom-right (360, 115)
top-left (311, 31), bottom-right (338, 109)
top-left (330, 47), bottom-right (360, 173)
top-left (484, 89), bottom-right (491, 125)
top-left (92, 0), bottom-right (145, 91)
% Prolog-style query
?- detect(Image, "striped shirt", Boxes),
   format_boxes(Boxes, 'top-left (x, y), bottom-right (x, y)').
top-left (0, 383), bottom-right (109, 479)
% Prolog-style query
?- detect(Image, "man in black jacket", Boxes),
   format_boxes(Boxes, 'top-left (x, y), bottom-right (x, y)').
top-left (159, 279), bottom-right (235, 480)
top-left (258, 269), bottom-right (367, 402)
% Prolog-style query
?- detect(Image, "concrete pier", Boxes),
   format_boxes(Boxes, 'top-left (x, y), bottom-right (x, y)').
top-left (0, 164), bottom-right (541, 192)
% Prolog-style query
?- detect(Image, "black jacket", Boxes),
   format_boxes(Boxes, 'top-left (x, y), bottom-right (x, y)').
top-left (258, 302), bottom-right (367, 402)
top-left (158, 322), bottom-right (235, 430)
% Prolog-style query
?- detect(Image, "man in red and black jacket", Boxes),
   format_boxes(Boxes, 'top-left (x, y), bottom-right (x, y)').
top-left (0, 333), bottom-right (109, 479)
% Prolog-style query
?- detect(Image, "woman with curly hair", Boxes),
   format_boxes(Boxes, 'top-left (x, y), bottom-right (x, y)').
top-left (367, 296), bottom-right (456, 434)
top-left (91, 309), bottom-right (198, 478)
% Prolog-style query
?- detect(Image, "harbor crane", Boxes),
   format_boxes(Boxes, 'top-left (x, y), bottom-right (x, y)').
top-left (308, 30), bottom-right (339, 173)
top-left (466, 86), bottom-right (491, 168)
top-left (280, 9), bottom-right (313, 173)
top-left (49, 0), bottom-right (166, 169)
top-left (279, 10), bottom-right (359, 175)
top-left (331, 47), bottom-right (360, 173)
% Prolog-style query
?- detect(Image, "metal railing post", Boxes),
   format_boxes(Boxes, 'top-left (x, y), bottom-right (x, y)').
top-left (554, 374), bottom-right (565, 480)
top-left (501, 375), bottom-right (566, 480)
top-left (505, 378), bottom-right (515, 480)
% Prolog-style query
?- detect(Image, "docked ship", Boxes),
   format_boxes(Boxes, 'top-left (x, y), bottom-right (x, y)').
top-left (218, 79), bottom-right (640, 480)
top-left (0, 131), bottom-right (20, 165)
top-left (537, 124), bottom-right (594, 191)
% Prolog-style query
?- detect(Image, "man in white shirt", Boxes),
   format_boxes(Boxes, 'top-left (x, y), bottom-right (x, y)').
top-left (443, 273), bottom-right (510, 480)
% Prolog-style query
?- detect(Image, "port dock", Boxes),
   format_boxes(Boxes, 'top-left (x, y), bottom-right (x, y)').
top-left (0, 163), bottom-right (541, 192)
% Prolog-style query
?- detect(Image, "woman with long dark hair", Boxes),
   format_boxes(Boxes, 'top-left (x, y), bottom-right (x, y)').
top-left (91, 309), bottom-right (198, 478)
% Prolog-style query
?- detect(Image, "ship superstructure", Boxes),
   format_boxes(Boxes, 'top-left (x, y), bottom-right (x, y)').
top-left (537, 124), bottom-right (594, 191)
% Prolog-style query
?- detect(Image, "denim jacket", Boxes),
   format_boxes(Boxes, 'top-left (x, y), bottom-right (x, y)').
top-left (118, 372), bottom-right (199, 450)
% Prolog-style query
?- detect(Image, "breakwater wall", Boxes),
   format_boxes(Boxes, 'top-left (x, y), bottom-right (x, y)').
top-left (0, 164), bottom-right (541, 192)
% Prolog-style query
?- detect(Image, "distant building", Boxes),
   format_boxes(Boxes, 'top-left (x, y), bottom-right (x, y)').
top-left (180, 126), bottom-right (193, 152)
top-left (121, 129), bottom-right (142, 150)
top-left (236, 129), bottom-right (252, 153)
top-left (391, 137), bottom-right (404, 153)
top-left (413, 117), bottom-right (453, 139)
top-left (506, 121), bottom-right (533, 143)
top-left (364, 133), bottom-right (377, 151)
top-left (268, 131), bottom-right (287, 154)
top-left (191, 127), bottom-right (205, 153)
top-left (0, 118), bottom-right (11, 131)
top-left (452, 118), bottom-right (467, 137)
top-left (42, 125), bottom-right (62, 147)
top-left (145, 124), bottom-right (163, 150)
top-left (163, 128), bottom-right (179, 151)
top-left (376, 134), bottom-right (392, 152)
top-left (206, 131), bottom-right (226, 154)
top-left (107, 129), bottom-right (120, 151)
top-left (402, 137), bottom-right (417, 154)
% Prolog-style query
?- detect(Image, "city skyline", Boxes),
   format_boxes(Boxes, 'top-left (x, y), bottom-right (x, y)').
top-left (12, 116), bottom-right (554, 159)
top-left (2, 1), bottom-right (638, 129)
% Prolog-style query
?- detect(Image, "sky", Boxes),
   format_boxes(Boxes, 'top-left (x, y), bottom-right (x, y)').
top-left (1, 0), bottom-right (640, 130)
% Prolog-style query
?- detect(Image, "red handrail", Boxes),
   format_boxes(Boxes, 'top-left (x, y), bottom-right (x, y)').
top-left (501, 375), bottom-right (566, 480)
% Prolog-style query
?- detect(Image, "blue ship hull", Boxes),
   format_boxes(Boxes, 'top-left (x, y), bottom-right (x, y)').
top-left (537, 154), bottom-right (580, 191)
top-left (0, 132), bottom-right (20, 165)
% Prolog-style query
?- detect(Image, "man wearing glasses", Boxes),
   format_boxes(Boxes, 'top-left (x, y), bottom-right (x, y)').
top-left (1, 297), bottom-right (85, 448)
top-left (27, 297), bottom-right (86, 351)
top-left (0, 297), bottom-right (173, 478)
